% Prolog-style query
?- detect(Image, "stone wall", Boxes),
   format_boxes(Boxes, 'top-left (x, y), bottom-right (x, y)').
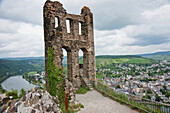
top-left (43, 1), bottom-right (96, 90)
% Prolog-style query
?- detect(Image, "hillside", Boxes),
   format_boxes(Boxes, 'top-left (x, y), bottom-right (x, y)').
top-left (0, 55), bottom-right (156, 83)
top-left (144, 55), bottom-right (170, 61)
top-left (96, 55), bottom-right (155, 66)
top-left (139, 51), bottom-right (170, 56)
top-left (139, 51), bottom-right (170, 61)
top-left (0, 58), bottom-right (44, 83)
top-left (79, 55), bottom-right (155, 67)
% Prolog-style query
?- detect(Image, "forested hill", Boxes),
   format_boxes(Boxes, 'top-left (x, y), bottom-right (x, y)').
top-left (0, 59), bottom-right (44, 83)
top-left (2, 56), bottom-right (44, 60)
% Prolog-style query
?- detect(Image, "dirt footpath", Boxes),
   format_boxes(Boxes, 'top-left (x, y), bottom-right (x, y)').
top-left (76, 90), bottom-right (138, 113)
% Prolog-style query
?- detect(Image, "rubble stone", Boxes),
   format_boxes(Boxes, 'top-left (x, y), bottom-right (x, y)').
top-left (1, 87), bottom-right (62, 113)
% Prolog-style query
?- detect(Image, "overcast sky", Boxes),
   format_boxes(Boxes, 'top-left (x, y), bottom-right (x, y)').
top-left (0, 0), bottom-right (170, 58)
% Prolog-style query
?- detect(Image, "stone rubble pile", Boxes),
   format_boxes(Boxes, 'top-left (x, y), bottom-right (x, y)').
top-left (1, 87), bottom-right (63, 113)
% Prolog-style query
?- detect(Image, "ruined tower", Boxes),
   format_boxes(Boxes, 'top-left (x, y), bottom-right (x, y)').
top-left (43, 1), bottom-right (96, 91)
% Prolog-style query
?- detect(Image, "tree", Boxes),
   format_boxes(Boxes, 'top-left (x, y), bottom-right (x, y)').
top-left (0, 85), bottom-right (6, 93)
top-left (160, 89), bottom-right (166, 95)
top-left (165, 91), bottom-right (170, 98)
top-left (6, 89), bottom-right (18, 99)
top-left (19, 88), bottom-right (26, 98)
top-left (146, 94), bottom-right (151, 99)
top-left (155, 94), bottom-right (161, 102)
top-left (116, 85), bottom-right (120, 89)
top-left (124, 78), bottom-right (127, 83)
top-left (163, 85), bottom-right (167, 90)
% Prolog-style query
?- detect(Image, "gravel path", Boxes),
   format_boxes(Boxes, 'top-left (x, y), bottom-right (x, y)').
top-left (76, 90), bottom-right (138, 113)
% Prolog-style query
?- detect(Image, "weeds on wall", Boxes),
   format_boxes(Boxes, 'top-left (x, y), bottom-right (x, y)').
top-left (47, 47), bottom-right (65, 107)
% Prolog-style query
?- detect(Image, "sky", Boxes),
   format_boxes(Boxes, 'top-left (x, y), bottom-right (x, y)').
top-left (0, 0), bottom-right (170, 58)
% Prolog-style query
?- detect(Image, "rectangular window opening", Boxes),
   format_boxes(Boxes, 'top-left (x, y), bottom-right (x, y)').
top-left (79, 22), bottom-right (82, 35)
top-left (55, 17), bottom-right (59, 28)
top-left (66, 19), bottom-right (71, 33)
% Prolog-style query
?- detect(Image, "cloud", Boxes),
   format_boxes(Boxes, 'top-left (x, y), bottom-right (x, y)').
top-left (95, 28), bottom-right (170, 55)
top-left (0, 0), bottom-right (170, 57)
top-left (59, 0), bottom-right (170, 30)
top-left (0, 0), bottom-right (45, 25)
top-left (0, 19), bottom-right (44, 58)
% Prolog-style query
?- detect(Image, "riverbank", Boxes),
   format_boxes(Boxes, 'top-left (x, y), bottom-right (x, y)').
top-left (22, 72), bottom-right (45, 89)
top-left (0, 74), bottom-right (16, 84)
top-left (1, 76), bottom-right (35, 93)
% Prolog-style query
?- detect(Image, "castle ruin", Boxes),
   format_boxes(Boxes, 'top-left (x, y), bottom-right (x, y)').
top-left (43, 1), bottom-right (96, 91)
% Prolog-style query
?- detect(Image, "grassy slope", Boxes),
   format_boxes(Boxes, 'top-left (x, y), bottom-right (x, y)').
top-left (79, 55), bottom-right (155, 66)
top-left (96, 57), bottom-right (155, 66)
top-left (28, 71), bottom-right (37, 74)
top-left (124, 58), bottom-right (154, 64)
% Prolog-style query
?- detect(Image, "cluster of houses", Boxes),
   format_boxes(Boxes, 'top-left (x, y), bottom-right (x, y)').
top-left (27, 71), bottom-right (46, 88)
top-left (97, 61), bottom-right (170, 103)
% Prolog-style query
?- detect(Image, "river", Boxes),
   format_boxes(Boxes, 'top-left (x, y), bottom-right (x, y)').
top-left (1, 75), bottom-right (35, 93)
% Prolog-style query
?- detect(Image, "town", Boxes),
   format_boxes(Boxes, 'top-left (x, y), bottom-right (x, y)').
top-left (96, 60), bottom-right (170, 103)
top-left (25, 60), bottom-right (170, 103)
top-left (22, 71), bottom-right (46, 89)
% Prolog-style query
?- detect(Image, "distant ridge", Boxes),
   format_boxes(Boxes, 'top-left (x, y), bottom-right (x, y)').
top-left (138, 51), bottom-right (170, 61)
top-left (1, 51), bottom-right (169, 60)
top-left (1, 56), bottom-right (45, 60)
top-left (138, 51), bottom-right (170, 56)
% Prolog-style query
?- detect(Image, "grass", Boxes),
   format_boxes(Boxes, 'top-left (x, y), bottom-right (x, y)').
top-left (95, 58), bottom-right (155, 66)
top-left (112, 58), bottom-right (129, 63)
top-left (28, 71), bottom-right (37, 74)
top-left (96, 58), bottom-right (115, 66)
top-left (96, 74), bottom-right (103, 79)
top-left (124, 58), bottom-right (154, 64)
top-left (76, 87), bottom-right (90, 94)
top-left (62, 103), bottom-right (84, 113)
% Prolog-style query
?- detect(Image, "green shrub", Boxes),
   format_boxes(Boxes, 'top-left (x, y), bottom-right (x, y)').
top-left (6, 89), bottom-right (18, 99)
top-left (19, 88), bottom-right (26, 98)
top-left (76, 87), bottom-right (90, 94)
top-left (80, 104), bottom-right (84, 108)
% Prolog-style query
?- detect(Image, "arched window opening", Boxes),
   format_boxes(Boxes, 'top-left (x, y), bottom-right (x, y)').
top-left (55, 17), bottom-right (59, 28)
top-left (79, 48), bottom-right (88, 79)
top-left (66, 19), bottom-right (71, 33)
top-left (79, 22), bottom-right (82, 35)
top-left (62, 48), bottom-right (68, 78)
top-left (79, 49), bottom-right (84, 79)
top-left (79, 49), bottom-right (83, 65)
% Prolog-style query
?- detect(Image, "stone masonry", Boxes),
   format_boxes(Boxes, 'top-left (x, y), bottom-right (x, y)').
top-left (43, 1), bottom-right (96, 91)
